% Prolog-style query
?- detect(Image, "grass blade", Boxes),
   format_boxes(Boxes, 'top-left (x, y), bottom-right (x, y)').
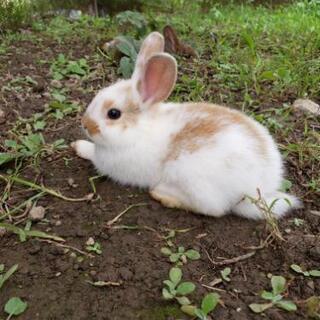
top-left (0, 264), bottom-right (18, 290)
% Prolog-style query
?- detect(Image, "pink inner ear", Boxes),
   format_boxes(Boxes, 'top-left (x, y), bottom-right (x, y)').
top-left (140, 54), bottom-right (177, 104)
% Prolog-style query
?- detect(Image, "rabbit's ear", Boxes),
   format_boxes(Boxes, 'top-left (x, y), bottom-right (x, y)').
top-left (132, 32), bottom-right (164, 83)
top-left (163, 25), bottom-right (179, 53)
top-left (137, 53), bottom-right (177, 105)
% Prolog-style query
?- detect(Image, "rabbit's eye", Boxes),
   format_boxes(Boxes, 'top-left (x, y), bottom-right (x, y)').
top-left (107, 108), bottom-right (121, 120)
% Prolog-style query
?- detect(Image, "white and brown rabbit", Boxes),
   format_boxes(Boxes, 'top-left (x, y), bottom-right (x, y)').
top-left (72, 32), bottom-right (300, 219)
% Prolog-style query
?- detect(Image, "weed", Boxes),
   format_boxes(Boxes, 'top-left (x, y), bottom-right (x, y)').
top-left (0, 264), bottom-right (18, 290)
top-left (162, 267), bottom-right (195, 306)
top-left (290, 264), bottom-right (320, 277)
top-left (115, 11), bottom-right (147, 36)
top-left (292, 218), bottom-right (304, 227)
top-left (181, 293), bottom-right (220, 320)
top-left (0, 133), bottom-right (67, 167)
top-left (220, 267), bottom-right (231, 282)
top-left (0, 222), bottom-right (64, 243)
top-left (249, 275), bottom-right (297, 313)
top-left (50, 54), bottom-right (89, 80)
top-left (4, 297), bottom-right (27, 317)
top-left (86, 238), bottom-right (102, 255)
top-left (115, 36), bottom-right (140, 78)
top-left (48, 95), bottom-right (81, 120)
top-left (161, 246), bottom-right (200, 265)
top-left (247, 190), bottom-right (284, 241)
top-left (2, 76), bottom-right (38, 93)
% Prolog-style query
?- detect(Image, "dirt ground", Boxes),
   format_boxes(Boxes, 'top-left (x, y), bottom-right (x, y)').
top-left (0, 24), bottom-right (319, 320)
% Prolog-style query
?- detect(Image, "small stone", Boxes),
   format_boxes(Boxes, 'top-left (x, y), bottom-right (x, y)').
top-left (29, 206), bottom-right (46, 221)
top-left (307, 280), bottom-right (315, 291)
top-left (0, 227), bottom-right (6, 237)
top-left (86, 237), bottom-right (95, 246)
top-left (48, 246), bottom-right (65, 256)
top-left (293, 99), bottom-right (320, 116)
top-left (284, 228), bottom-right (291, 234)
top-left (310, 210), bottom-right (320, 217)
top-left (119, 267), bottom-right (133, 281)
top-left (55, 220), bottom-right (62, 226)
top-left (28, 243), bottom-right (41, 255)
top-left (85, 193), bottom-right (94, 201)
top-left (67, 178), bottom-right (78, 188)
top-left (50, 79), bottom-right (62, 88)
top-left (55, 272), bottom-right (61, 277)
top-left (0, 108), bottom-right (5, 124)
top-left (309, 246), bottom-right (320, 261)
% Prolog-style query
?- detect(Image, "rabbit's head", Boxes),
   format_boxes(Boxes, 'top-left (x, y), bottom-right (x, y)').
top-left (82, 32), bottom-right (177, 147)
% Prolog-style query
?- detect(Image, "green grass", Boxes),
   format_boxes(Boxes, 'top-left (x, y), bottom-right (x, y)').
top-left (155, 1), bottom-right (320, 102)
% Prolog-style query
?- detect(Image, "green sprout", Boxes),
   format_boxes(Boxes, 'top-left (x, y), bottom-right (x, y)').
top-left (86, 239), bottom-right (102, 255)
top-left (249, 275), bottom-right (297, 313)
top-left (161, 246), bottom-right (200, 265)
top-left (181, 293), bottom-right (220, 320)
top-left (291, 264), bottom-right (320, 277)
top-left (0, 264), bottom-right (18, 290)
top-left (220, 267), bottom-right (231, 282)
top-left (162, 267), bottom-right (195, 306)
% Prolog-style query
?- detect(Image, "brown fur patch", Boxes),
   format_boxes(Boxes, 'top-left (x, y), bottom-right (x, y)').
top-left (103, 100), bottom-right (114, 110)
top-left (165, 103), bottom-right (267, 162)
top-left (82, 115), bottom-right (100, 136)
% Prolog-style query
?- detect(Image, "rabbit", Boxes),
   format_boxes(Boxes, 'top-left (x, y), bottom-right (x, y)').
top-left (71, 32), bottom-right (300, 219)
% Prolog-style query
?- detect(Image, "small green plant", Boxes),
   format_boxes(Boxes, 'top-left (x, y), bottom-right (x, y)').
top-left (162, 267), bottom-right (195, 306)
top-left (292, 218), bottom-right (304, 227)
top-left (161, 246), bottom-right (200, 265)
top-left (291, 264), bottom-right (320, 277)
top-left (249, 275), bottom-right (297, 313)
top-left (4, 297), bottom-right (27, 317)
top-left (220, 267), bottom-right (231, 282)
top-left (0, 133), bottom-right (66, 167)
top-left (247, 190), bottom-right (284, 241)
top-left (115, 36), bottom-right (140, 78)
top-left (0, 264), bottom-right (18, 290)
top-left (115, 11), bottom-right (147, 36)
top-left (181, 293), bottom-right (220, 320)
top-left (0, 222), bottom-right (64, 243)
top-left (50, 54), bottom-right (89, 80)
top-left (86, 240), bottom-right (102, 255)
top-left (48, 92), bottom-right (81, 120)
top-left (2, 76), bottom-right (38, 93)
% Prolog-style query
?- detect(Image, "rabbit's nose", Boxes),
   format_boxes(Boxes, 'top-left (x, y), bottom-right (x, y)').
top-left (81, 115), bottom-right (100, 136)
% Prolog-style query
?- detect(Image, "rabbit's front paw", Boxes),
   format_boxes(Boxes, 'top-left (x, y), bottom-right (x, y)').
top-left (71, 140), bottom-right (94, 160)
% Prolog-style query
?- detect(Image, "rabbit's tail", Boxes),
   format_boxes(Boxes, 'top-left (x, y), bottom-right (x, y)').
top-left (232, 192), bottom-right (301, 220)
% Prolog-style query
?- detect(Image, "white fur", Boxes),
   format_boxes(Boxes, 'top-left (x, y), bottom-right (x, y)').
top-left (72, 32), bottom-right (300, 219)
